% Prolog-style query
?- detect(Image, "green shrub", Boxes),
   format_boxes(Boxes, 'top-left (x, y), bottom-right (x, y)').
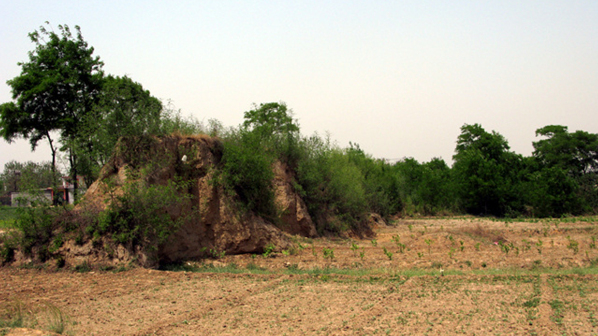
top-left (13, 205), bottom-right (66, 260)
top-left (0, 233), bottom-right (17, 264)
top-left (346, 144), bottom-right (402, 218)
top-left (295, 136), bottom-right (372, 233)
top-left (91, 178), bottom-right (193, 251)
top-left (219, 129), bottom-right (277, 219)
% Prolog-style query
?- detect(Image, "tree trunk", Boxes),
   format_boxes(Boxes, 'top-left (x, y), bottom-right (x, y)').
top-left (45, 131), bottom-right (57, 179)
top-left (69, 147), bottom-right (78, 202)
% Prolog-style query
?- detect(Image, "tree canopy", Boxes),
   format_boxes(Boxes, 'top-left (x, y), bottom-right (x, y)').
top-left (76, 75), bottom-right (163, 181)
top-left (452, 124), bottom-right (522, 216)
top-left (1, 23), bottom-right (103, 188)
top-left (242, 102), bottom-right (299, 138)
top-left (533, 125), bottom-right (598, 176)
top-left (0, 23), bottom-right (184, 191)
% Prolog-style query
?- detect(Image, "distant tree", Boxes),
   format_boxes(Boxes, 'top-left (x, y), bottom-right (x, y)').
top-left (0, 99), bottom-right (60, 177)
top-left (243, 102), bottom-right (299, 138)
top-left (1, 23), bottom-right (104, 196)
top-left (533, 125), bottom-right (598, 176)
top-left (418, 158), bottom-right (456, 213)
top-left (0, 161), bottom-right (59, 194)
top-left (454, 124), bottom-right (510, 161)
top-left (523, 166), bottom-right (580, 217)
top-left (393, 158), bottom-right (424, 211)
top-left (242, 102), bottom-right (300, 165)
top-left (346, 142), bottom-right (401, 217)
top-left (452, 124), bottom-right (522, 216)
top-left (392, 157), bottom-right (456, 215)
top-left (532, 125), bottom-right (598, 213)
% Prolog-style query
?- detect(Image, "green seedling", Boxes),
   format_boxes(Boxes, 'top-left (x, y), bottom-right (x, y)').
top-left (566, 236), bottom-right (579, 254)
top-left (210, 249), bottom-right (225, 259)
top-left (424, 239), bottom-right (433, 254)
top-left (521, 239), bottom-right (531, 252)
top-left (590, 236), bottom-right (596, 249)
top-left (536, 239), bottom-right (543, 255)
top-left (262, 244), bottom-right (275, 258)
top-left (359, 248), bottom-right (365, 261)
top-left (383, 247), bottom-right (393, 260)
top-left (350, 242), bottom-right (359, 256)
top-left (474, 242), bottom-right (481, 251)
top-left (323, 247), bottom-right (335, 261)
top-left (498, 241), bottom-right (509, 255)
top-left (459, 240), bottom-right (464, 252)
top-left (371, 239), bottom-right (378, 247)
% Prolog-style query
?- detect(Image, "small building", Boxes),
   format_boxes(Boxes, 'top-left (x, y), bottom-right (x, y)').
top-left (10, 176), bottom-right (86, 206)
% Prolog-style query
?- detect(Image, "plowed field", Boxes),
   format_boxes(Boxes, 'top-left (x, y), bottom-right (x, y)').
top-left (2, 217), bottom-right (598, 335)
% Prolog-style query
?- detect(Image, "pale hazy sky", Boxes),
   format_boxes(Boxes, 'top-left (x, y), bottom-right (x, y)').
top-left (1, 1), bottom-right (597, 172)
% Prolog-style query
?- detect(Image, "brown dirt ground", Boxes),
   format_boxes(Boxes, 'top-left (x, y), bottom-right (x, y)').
top-left (2, 217), bottom-right (598, 335)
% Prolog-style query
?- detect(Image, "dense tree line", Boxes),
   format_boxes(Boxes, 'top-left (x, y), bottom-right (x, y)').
top-left (222, 103), bottom-right (598, 235)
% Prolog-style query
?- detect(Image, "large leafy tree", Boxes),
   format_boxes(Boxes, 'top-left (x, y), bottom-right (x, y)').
top-left (218, 102), bottom-right (300, 219)
top-left (243, 102), bottom-right (299, 138)
top-left (532, 125), bottom-right (598, 213)
top-left (77, 75), bottom-right (163, 182)
top-left (533, 125), bottom-right (598, 176)
top-left (1, 23), bottom-right (104, 193)
top-left (242, 102), bottom-right (300, 165)
top-left (452, 124), bottom-right (522, 216)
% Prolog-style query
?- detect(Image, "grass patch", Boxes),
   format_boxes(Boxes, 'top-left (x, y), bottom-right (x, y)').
top-left (0, 300), bottom-right (71, 335)
top-left (471, 266), bottom-right (598, 277)
top-left (160, 262), bottom-right (272, 275)
top-left (156, 258), bottom-right (598, 280)
top-left (0, 206), bottom-right (18, 230)
top-left (0, 220), bottom-right (15, 230)
top-left (159, 262), bottom-right (469, 278)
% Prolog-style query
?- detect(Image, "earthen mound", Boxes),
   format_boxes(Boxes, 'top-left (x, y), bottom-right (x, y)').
top-left (58, 134), bottom-right (317, 268)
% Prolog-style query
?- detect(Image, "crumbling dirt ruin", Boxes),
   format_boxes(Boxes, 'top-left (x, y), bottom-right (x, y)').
top-left (52, 134), bottom-right (322, 268)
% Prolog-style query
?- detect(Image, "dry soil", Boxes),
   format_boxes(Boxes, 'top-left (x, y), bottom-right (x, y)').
top-left (2, 217), bottom-right (598, 335)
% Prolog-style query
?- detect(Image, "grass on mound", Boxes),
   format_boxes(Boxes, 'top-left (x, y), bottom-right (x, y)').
top-left (0, 206), bottom-right (18, 229)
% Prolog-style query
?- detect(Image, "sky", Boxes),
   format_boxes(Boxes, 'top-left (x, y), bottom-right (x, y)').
top-left (1, 1), bottom-right (597, 173)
